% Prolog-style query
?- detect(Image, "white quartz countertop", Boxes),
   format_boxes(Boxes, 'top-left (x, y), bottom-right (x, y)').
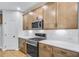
top-left (18, 35), bottom-right (35, 40)
top-left (18, 35), bottom-right (79, 53)
top-left (39, 40), bottom-right (79, 53)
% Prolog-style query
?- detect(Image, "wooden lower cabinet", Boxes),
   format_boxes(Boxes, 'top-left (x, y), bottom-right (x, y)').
top-left (39, 43), bottom-right (53, 57)
top-left (19, 38), bottom-right (27, 54)
top-left (39, 43), bottom-right (79, 57)
top-left (0, 15), bottom-right (2, 24)
top-left (53, 47), bottom-right (79, 57)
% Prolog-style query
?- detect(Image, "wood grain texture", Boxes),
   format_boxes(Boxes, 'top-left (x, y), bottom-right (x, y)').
top-left (53, 47), bottom-right (79, 57)
top-left (0, 15), bottom-right (2, 24)
top-left (43, 2), bottom-right (57, 29)
top-left (39, 43), bottom-right (79, 57)
top-left (39, 43), bottom-right (53, 57)
top-left (57, 2), bottom-right (78, 29)
top-left (19, 38), bottom-right (27, 54)
top-left (0, 50), bottom-right (26, 57)
top-left (23, 2), bottom-right (78, 30)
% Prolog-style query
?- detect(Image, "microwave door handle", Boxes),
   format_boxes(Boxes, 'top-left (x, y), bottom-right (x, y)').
top-left (39, 22), bottom-right (41, 27)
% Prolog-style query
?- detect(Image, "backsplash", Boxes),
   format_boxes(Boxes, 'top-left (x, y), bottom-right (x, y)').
top-left (45, 29), bottom-right (78, 44)
top-left (19, 29), bottom-right (78, 44)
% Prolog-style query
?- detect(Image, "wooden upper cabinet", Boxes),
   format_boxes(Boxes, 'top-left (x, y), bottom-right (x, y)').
top-left (23, 15), bottom-right (27, 30)
top-left (23, 12), bottom-right (36, 30)
top-left (43, 3), bottom-right (57, 29)
top-left (26, 14), bottom-right (34, 29)
top-left (57, 2), bottom-right (78, 29)
top-left (23, 2), bottom-right (78, 30)
top-left (33, 7), bottom-right (44, 19)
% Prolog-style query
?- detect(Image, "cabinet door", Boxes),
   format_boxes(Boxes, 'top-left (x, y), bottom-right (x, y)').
top-left (57, 2), bottom-right (78, 29)
top-left (34, 7), bottom-right (44, 18)
top-left (0, 15), bottom-right (2, 24)
top-left (43, 3), bottom-right (57, 29)
top-left (19, 38), bottom-right (27, 54)
top-left (23, 15), bottom-right (28, 30)
top-left (0, 49), bottom-right (2, 57)
top-left (25, 14), bottom-right (35, 30)
top-left (39, 43), bottom-right (53, 57)
top-left (53, 47), bottom-right (79, 57)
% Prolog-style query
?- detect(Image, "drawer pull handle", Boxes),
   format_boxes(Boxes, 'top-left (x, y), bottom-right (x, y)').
top-left (61, 51), bottom-right (66, 54)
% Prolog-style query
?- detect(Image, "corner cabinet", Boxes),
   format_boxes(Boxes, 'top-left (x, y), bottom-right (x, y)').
top-left (39, 43), bottom-right (79, 57)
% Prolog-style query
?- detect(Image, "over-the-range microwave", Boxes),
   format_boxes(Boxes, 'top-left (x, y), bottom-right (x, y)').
top-left (32, 17), bottom-right (44, 30)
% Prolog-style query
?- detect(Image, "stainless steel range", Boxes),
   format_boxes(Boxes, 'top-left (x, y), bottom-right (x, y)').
top-left (26, 33), bottom-right (46, 57)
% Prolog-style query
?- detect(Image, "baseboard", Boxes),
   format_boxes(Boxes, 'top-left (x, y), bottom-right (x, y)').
top-left (2, 48), bottom-right (19, 51)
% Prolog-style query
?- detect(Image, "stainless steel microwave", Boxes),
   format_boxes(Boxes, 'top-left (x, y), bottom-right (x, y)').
top-left (32, 17), bottom-right (44, 30)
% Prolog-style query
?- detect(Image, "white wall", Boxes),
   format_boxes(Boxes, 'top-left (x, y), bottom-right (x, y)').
top-left (20, 29), bottom-right (78, 44)
top-left (2, 10), bottom-right (23, 50)
top-left (0, 24), bottom-right (2, 48)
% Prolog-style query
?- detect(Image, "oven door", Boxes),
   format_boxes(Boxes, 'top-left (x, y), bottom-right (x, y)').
top-left (27, 44), bottom-right (38, 57)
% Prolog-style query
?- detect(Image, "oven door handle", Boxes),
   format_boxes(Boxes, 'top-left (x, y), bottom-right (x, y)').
top-left (26, 42), bottom-right (37, 47)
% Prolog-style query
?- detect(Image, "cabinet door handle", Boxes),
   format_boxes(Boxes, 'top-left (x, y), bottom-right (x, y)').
top-left (44, 46), bottom-right (46, 48)
top-left (23, 43), bottom-right (25, 45)
top-left (51, 53), bottom-right (54, 57)
top-left (61, 51), bottom-right (66, 54)
top-left (55, 23), bottom-right (57, 27)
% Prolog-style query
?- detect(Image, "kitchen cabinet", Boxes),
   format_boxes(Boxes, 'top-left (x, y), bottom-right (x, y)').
top-left (19, 38), bottom-right (27, 54)
top-left (33, 7), bottom-right (44, 18)
top-left (23, 13), bottom-right (35, 30)
top-left (44, 2), bottom-right (78, 29)
top-left (53, 47), bottom-right (79, 57)
top-left (39, 43), bottom-right (79, 57)
top-left (0, 15), bottom-right (2, 24)
top-left (57, 2), bottom-right (78, 29)
top-left (23, 15), bottom-right (28, 30)
top-left (23, 7), bottom-right (44, 30)
top-left (39, 43), bottom-right (53, 57)
top-left (43, 2), bottom-right (57, 29)
top-left (0, 49), bottom-right (2, 57)
top-left (23, 2), bottom-right (78, 30)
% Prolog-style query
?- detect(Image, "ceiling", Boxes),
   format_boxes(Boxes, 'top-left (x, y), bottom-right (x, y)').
top-left (0, 2), bottom-right (42, 12)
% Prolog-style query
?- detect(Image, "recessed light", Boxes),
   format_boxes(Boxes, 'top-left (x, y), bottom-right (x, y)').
top-left (29, 12), bottom-right (34, 15)
top-left (29, 30), bottom-right (33, 33)
top-left (17, 7), bottom-right (21, 10)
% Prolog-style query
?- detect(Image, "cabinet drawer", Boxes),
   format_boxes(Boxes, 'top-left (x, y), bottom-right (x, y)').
top-left (53, 47), bottom-right (79, 57)
top-left (39, 43), bottom-right (52, 51)
top-left (39, 43), bottom-right (53, 57)
top-left (39, 49), bottom-right (53, 57)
